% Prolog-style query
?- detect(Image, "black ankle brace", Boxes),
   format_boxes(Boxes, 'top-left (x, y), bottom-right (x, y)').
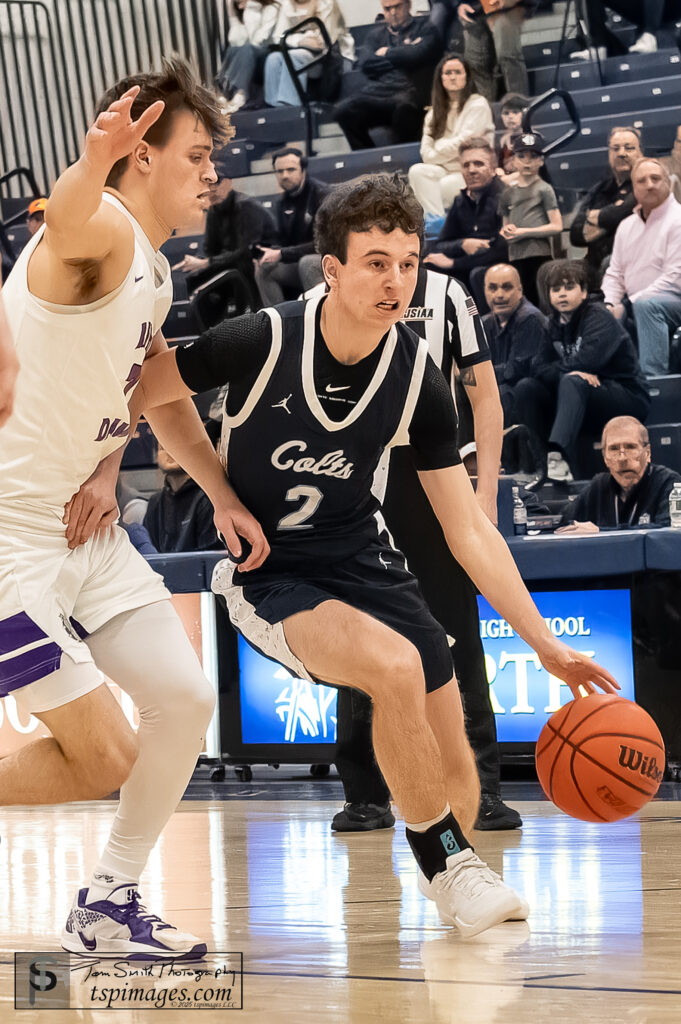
top-left (406, 812), bottom-right (473, 881)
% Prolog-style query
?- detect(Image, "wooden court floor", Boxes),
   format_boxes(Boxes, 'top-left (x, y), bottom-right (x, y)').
top-left (1, 797), bottom-right (680, 1023)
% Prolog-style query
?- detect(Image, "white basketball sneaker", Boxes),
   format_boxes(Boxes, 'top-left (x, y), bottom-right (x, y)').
top-left (61, 883), bottom-right (207, 960)
top-left (418, 848), bottom-right (529, 938)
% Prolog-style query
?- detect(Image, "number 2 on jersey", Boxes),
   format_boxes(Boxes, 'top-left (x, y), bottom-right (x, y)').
top-left (277, 485), bottom-right (323, 530)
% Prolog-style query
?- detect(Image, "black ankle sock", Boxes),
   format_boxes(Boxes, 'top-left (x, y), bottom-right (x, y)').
top-left (406, 812), bottom-right (473, 882)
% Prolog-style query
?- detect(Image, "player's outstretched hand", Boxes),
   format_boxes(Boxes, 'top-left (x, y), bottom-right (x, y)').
top-left (538, 639), bottom-right (620, 700)
top-left (63, 466), bottom-right (119, 549)
top-left (85, 85), bottom-right (165, 172)
top-left (214, 502), bottom-right (270, 572)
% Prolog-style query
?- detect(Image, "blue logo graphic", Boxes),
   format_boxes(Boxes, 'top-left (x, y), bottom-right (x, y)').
top-left (439, 829), bottom-right (460, 855)
top-left (239, 638), bottom-right (337, 745)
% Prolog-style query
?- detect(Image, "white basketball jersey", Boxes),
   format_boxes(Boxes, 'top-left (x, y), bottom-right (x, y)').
top-left (0, 192), bottom-right (172, 528)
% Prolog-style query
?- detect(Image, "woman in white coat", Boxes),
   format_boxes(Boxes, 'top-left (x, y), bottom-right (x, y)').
top-left (409, 54), bottom-right (494, 218)
top-left (216, 0), bottom-right (280, 113)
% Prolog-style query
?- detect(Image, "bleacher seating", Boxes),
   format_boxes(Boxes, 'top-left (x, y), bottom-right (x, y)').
top-left (649, 424), bottom-right (681, 473)
top-left (646, 377), bottom-right (681, 426)
top-left (530, 48), bottom-right (681, 93)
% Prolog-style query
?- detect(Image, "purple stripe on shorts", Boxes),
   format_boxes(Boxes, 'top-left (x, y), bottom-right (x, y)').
top-left (0, 611), bottom-right (48, 656)
top-left (0, 642), bottom-right (63, 696)
top-left (69, 617), bottom-right (89, 640)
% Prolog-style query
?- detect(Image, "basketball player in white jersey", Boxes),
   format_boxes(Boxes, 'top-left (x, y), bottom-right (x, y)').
top-left (137, 176), bottom-right (620, 937)
top-left (0, 58), bottom-right (268, 959)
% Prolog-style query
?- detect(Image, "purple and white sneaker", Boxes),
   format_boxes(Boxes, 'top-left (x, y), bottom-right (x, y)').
top-left (61, 884), bottom-right (207, 960)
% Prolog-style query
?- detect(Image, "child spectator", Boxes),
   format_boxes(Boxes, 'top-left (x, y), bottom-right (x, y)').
top-left (500, 130), bottom-right (562, 307)
top-left (511, 260), bottom-right (650, 483)
top-left (408, 53), bottom-right (494, 217)
top-left (496, 92), bottom-right (527, 185)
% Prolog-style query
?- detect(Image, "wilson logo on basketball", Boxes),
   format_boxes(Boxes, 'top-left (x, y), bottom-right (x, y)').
top-left (617, 746), bottom-right (664, 784)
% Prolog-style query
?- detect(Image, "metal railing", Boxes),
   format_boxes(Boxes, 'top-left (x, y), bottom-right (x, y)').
top-left (524, 87), bottom-right (582, 158)
top-left (279, 16), bottom-right (334, 157)
top-left (0, 0), bottom-right (228, 197)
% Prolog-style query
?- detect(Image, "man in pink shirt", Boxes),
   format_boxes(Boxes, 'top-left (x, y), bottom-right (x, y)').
top-left (602, 157), bottom-right (681, 376)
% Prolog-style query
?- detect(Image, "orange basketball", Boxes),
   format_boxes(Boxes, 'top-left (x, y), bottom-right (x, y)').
top-left (535, 694), bottom-right (665, 822)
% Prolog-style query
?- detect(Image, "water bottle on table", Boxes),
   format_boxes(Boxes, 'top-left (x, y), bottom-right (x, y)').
top-left (669, 482), bottom-right (681, 529)
top-left (512, 485), bottom-right (527, 536)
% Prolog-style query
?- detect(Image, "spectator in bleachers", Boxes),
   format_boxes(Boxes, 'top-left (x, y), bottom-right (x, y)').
top-left (175, 176), bottom-right (277, 308)
top-left (574, 0), bottom-right (681, 59)
top-left (216, 0), bottom-right (280, 113)
top-left (482, 263), bottom-right (547, 421)
top-left (334, 0), bottom-right (442, 150)
top-left (456, 0), bottom-right (529, 101)
top-left (500, 130), bottom-right (562, 308)
top-left (570, 127), bottom-right (642, 291)
top-left (496, 92), bottom-right (527, 184)
top-left (408, 54), bottom-right (494, 217)
top-left (557, 416), bottom-right (681, 532)
top-left (511, 259), bottom-right (650, 483)
top-left (26, 197), bottom-right (47, 237)
top-left (143, 422), bottom-right (224, 553)
top-left (423, 136), bottom-right (507, 305)
top-left (254, 147), bottom-right (327, 304)
top-left (602, 157), bottom-right (681, 377)
top-left (263, 0), bottom-right (355, 107)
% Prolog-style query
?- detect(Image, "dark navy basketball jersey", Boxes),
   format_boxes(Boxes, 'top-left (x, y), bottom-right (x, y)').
top-left (218, 294), bottom-right (429, 572)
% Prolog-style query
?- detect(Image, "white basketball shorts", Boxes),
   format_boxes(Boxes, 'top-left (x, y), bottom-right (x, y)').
top-left (0, 522), bottom-right (169, 711)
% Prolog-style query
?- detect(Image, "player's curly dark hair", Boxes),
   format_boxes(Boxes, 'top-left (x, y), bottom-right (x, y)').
top-left (96, 55), bottom-right (231, 188)
top-left (314, 174), bottom-right (424, 263)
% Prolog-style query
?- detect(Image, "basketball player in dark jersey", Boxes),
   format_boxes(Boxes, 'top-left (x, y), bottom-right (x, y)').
top-left (305, 267), bottom-right (519, 830)
top-left (138, 175), bottom-right (619, 937)
top-left (332, 266), bottom-right (522, 832)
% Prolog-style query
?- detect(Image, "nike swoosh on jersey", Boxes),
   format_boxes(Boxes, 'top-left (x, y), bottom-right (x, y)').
top-left (325, 385), bottom-right (351, 393)
top-left (135, 275), bottom-right (144, 282)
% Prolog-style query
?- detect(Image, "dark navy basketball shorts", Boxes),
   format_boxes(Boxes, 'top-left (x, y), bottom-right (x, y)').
top-left (212, 537), bottom-right (455, 693)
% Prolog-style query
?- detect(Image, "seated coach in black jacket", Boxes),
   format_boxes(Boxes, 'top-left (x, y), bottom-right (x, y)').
top-left (557, 416), bottom-right (681, 533)
top-left (510, 259), bottom-right (650, 481)
top-left (334, 0), bottom-right (442, 150)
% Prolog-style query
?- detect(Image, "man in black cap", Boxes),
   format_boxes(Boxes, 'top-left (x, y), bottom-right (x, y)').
top-left (499, 130), bottom-right (561, 307)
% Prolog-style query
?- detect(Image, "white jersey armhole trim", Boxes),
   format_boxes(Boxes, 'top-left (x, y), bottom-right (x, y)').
top-left (221, 307), bottom-right (283, 428)
top-left (302, 293), bottom-right (399, 432)
top-left (387, 336), bottom-right (429, 448)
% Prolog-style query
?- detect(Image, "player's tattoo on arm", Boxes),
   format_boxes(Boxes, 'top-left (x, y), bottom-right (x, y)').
top-left (460, 366), bottom-right (478, 387)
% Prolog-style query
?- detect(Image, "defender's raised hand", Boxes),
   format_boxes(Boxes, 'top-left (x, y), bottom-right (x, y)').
top-left (84, 85), bottom-right (165, 171)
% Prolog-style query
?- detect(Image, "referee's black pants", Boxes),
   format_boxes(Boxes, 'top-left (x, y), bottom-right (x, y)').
top-left (334, 448), bottom-right (501, 804)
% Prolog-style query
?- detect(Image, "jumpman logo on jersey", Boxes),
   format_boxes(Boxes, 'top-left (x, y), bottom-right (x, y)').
top-left (379, 553), bottom-right (391, 570)
top-left (272, 394), bottom-right (293, 415)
